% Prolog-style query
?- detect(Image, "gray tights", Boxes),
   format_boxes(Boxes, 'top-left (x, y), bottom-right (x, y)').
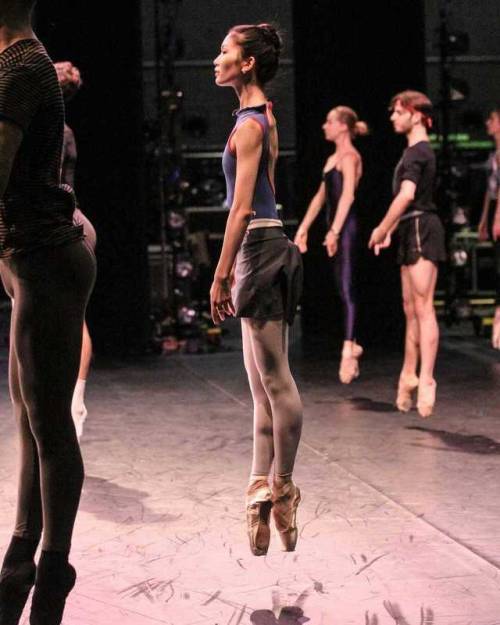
top-left (241, 318), bottom-right (303, 479)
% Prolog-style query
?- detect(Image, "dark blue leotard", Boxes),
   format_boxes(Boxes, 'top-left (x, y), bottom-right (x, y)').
top-left (222, 104), bottom-right (279, 220)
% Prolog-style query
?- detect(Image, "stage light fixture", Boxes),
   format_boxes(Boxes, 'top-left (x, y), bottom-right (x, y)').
top-left (446, 31), bottom-right (469, 55)
top-left (450, 248), bottom-right (468, 267)
top-left (175, 257), bottom-right (194, 279)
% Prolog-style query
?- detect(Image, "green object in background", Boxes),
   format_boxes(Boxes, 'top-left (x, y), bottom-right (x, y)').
top-left (429, 133), bottom-right (494, 150)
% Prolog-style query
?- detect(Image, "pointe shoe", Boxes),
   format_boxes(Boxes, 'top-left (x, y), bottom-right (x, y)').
top-left (245, 480), bottom-right (273, 557)
top-left (396, 374), bottom-right (419, 412)
top-left (0, 561), bottom-right (36, 625)
top-left (417, 379), bottom-right (436, 418)
top-left (339, 344), bottom-right (363, 384)
top-left (30, 562), bottom-right (76, 625)
top-left (272, 480), bottom-right (301, 552)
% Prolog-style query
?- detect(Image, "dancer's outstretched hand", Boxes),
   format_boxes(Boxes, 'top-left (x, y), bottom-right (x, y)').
top-left (323, 230), bottom-right (338, 257)
top-left (210, 276), bottom-right (235, 324)
top-left (369, 227), bottom-right (391, 255)
top-left (294, 228), bottom-right (308, 253)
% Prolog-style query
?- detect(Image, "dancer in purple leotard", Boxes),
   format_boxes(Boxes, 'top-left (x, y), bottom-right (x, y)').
top-left (295, 106), bottom-right (368, 383)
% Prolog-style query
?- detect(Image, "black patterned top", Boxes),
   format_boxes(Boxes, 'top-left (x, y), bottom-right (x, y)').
top-left (0, 38), bottom-right (82, 258)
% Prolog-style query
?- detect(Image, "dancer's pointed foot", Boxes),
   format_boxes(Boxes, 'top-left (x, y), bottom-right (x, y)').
top-left (417, 379), bottom-right (436, 418)
top-left (396, 374), bottom-right (419, 412)
top-left (30, 552), bottom-right (76, 625)
top-left (0, 561), bottom-right (36, 625)
top-left (245, 479), bottom-right (272, 557)
top-left (339, 343), bottom-right (363, 384)
top-left (272, 478), bottom-right (301, 552)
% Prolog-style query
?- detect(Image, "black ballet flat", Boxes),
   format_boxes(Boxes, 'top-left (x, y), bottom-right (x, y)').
top-left (0, 561), bottom-right (36, 625)
top-left (29, 563), bottom-right (76, 625)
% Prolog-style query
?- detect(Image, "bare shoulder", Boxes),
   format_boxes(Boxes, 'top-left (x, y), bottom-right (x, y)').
top-left (233, 118), bottom-right (264, 150)
top-left (323, 154), bottom-right (337, 172)
top-left (341, 151), bottom-right (361, 167)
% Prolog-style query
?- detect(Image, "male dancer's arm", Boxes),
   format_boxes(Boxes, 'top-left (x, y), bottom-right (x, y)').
top-left (368, 179), bottom-right (416, 250)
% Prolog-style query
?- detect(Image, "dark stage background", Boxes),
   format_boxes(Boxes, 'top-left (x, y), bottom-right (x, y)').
top-left (293, 2), bottom-right (426, 349)
top-left (2, 1), bottom-right (440, 356)
top-left (34, 1), bottom-right (150, 357)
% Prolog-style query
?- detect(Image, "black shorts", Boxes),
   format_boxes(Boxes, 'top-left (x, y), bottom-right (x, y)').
top-left (232, 227), bottom-right (303, 325)
top-left (396, 212), bottom-right (446, 266)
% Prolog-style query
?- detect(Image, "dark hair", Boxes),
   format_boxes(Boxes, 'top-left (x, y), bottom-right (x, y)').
top-left (229, 23), bottom-right (282, 86)
top-left (332, 106), bottom-right (369, 138)
top-left (390, 90), bottom-right (433, 129)
top-left (0, 0), bottom-right (37, 24)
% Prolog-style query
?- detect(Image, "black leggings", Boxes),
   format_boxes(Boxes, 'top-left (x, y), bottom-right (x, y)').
top-left (331, 211), bottom-right (358, 341)
top-left (0, 240), bottom-right (96, 552)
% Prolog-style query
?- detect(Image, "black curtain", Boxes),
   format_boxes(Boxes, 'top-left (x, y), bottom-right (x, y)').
top-left (293, 1), bottom-right (426, 348)
top-left (35, 1), bottom-right (150, 357)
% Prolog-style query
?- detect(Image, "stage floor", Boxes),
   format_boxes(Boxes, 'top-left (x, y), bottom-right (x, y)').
top-left (1, 331), bottom-right (500, 624)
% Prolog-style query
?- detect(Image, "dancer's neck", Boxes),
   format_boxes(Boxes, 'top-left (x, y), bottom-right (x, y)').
top-left (334, 132), bottom-right (353, 154)
top-left (0, 25), bottom-right (36, 54)
top-left (234, 82), bottom-right (267, 111)
top-left (407, 125), bottom-right (428, 147)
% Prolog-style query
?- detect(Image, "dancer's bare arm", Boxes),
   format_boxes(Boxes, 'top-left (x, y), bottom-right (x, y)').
top-left (324, 153), bottom-right (358, 257)
top-left (368, 180), bottom-right (415, 249)
top-left (294, 182), bottom-right (326, 253)
top-left (210, 120), bottom-right (262, 323)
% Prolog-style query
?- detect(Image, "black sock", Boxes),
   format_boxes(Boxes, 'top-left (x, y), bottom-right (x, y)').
top-left (2, 536), bottom-right (39, 569)
top-left (37, 550), bottom-right (69, 573)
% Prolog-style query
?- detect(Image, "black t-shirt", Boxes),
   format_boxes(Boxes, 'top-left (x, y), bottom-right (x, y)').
top-left (0, 39), bottom-right (82, 259)
top-left (392, 141), bottom-right (436, 215)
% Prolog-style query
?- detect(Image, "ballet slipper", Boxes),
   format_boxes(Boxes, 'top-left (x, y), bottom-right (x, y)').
top-left (396, 374), bottom-right (419, 412)
top-left (417, 379), bottom-right (437, 418)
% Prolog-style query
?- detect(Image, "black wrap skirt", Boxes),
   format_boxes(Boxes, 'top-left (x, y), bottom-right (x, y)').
top-left (232, 226), bottom-right (303, 325)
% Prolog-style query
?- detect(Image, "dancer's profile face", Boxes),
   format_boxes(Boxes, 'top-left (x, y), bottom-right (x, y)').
top-left (322, 111), bottom-right (346, 142)
top-left (390, 100), bottom-right (414, 134)
top-left (486, 111), bottom-right (500, 137)
top-left (213, 35), bottom-right (246, 87)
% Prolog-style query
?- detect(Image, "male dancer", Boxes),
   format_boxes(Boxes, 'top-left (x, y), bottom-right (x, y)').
top-left (369, 91), bottom-right (445, 417)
